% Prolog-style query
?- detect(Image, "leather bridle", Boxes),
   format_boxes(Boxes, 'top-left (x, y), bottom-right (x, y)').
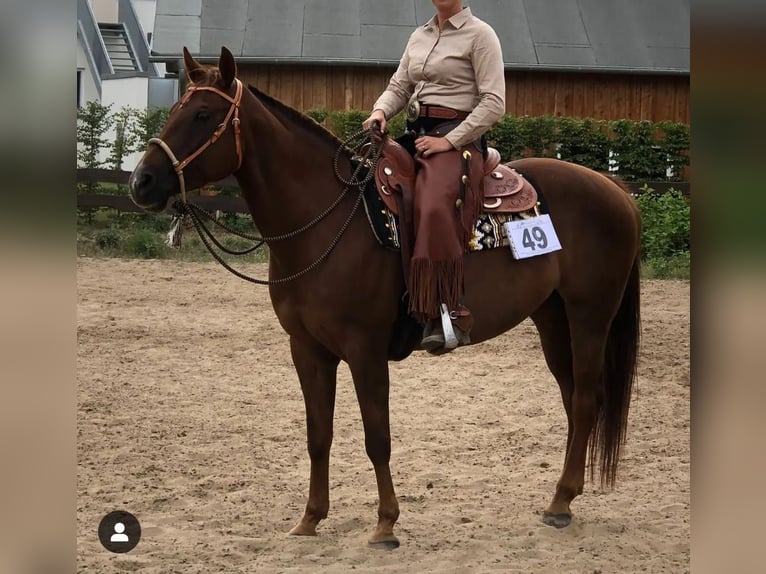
top-left (147, 78), bottom-right (244, 203)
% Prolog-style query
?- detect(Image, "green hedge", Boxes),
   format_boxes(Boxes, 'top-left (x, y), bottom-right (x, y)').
top-left (306, 110), bottom-right (689, 182)
top-left (79, 103), bottom-right (689, 182)
top-left (485, 115), bottom-right (689, 181)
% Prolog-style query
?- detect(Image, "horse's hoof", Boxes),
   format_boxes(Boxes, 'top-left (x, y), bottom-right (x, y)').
top-left (288, 523), bottom-right (318, 536)
top-left (542, 511), bottom-right (572, 528)
top-left (368, 537), bottom-right (400, 550)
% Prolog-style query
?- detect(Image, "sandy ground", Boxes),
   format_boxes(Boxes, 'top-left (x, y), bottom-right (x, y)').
top-left (77, 258), bottom-right (689, 573)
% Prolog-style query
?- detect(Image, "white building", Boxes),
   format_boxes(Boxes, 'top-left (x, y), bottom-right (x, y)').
top-left (77, 0), bottom-right (177, 168)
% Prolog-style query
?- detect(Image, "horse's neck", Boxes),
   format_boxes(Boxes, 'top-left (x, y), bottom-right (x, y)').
top-left (235, 94), bottom-right (348, 239)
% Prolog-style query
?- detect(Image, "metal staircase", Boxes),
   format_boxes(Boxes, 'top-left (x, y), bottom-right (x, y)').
top-left (98, 23), bottom-right (140, 73)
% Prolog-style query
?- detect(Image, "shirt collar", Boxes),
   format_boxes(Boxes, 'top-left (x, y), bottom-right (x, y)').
top-left (424, 7), bottom-right (472, 30)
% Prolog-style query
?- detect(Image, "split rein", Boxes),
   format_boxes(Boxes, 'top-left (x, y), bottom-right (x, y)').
top-left (150, 80), bottom-right (383, 285)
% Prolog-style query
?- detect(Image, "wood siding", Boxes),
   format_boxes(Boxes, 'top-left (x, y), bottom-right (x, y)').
top-left (237, 65), bottom-right (689, 124)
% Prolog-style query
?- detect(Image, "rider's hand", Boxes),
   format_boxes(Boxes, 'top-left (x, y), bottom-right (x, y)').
top-left (415, 135), bottom-right (455, 158)
top-left (362, 109), bottom-right (387, 133)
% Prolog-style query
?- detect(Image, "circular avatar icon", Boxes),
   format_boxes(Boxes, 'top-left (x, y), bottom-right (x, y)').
top-left (98, 510), bottom-right (141, 553)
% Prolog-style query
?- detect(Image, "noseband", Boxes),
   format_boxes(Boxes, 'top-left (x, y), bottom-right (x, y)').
top-left (148, 78), bottom-right (244, 203)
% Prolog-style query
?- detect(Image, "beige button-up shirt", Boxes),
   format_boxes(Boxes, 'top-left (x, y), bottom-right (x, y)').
top-left (372, 7), bottom-right (506, 149)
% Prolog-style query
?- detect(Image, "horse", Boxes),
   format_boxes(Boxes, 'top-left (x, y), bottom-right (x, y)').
top-left (129, 47), bottom-right (641, 548)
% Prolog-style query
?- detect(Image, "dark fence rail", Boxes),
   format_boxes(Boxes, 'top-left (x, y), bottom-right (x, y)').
top-left (77, 168), bottom-right (689, 214)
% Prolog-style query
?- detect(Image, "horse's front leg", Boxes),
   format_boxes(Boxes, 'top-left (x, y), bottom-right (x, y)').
top-left (348, 349), bottom-right (400, 548)
top-left (288, 336), bottom-right (340, 536)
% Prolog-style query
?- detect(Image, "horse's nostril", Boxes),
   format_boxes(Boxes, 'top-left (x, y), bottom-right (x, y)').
top-left (129, 168), bottom-right (159, 206)
top-left (137, 172), bottom-right (154, 191)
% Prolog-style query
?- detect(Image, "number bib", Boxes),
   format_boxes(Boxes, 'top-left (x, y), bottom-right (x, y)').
top-left (503, 214), bottom-right (562, 259)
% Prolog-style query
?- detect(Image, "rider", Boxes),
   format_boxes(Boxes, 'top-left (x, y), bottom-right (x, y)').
top-left (363, 1), bottom-right (505, 353)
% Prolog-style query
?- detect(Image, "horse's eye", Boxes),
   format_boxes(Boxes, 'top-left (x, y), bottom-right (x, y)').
top-left (195, 110), bottom-right (210, 122)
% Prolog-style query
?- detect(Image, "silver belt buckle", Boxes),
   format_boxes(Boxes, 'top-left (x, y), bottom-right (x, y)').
top-left (406, 100), bottom-right (420, 122)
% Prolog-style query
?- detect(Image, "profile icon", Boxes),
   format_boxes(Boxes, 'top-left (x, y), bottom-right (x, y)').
top-left (98, 511), bottom-right (141, 553)
top-left (110, 522), bottom-right (129, 543)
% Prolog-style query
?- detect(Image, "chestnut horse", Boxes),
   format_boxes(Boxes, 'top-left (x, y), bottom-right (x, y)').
top-left (129, 47), bottom-right (640, 548)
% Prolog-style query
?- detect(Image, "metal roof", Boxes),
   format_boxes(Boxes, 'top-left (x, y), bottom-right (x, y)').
top-left (152, 0), bottom-right (689, 74)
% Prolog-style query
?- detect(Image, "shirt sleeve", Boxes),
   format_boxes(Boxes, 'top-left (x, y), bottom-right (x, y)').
top-left (444, 25), bottom-right (506, 149)
top-left (372, 35), bottom-right (416, 119)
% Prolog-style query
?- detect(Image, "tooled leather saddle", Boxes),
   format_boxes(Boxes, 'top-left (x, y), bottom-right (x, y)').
top-left (374, 139), bottom-right (538, 218)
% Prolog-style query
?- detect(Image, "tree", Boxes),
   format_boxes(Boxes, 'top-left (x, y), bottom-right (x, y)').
top-left (76, 101), bottom-right (113, 168)
top-left (107, 106), bottom-right (140, 171)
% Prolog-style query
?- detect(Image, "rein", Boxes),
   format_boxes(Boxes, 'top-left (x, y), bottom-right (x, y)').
top-left (153, 85), bottom-right (382, 284)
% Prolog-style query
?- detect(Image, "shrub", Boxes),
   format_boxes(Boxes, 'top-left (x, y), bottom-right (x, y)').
top-left (556, 117), bottom-right (610, 171)
top-left (125, 229), bottom-right (166, 259)
top-left (657, 121), bottom-right (691, 181)
top-left (635, 187), bottom-right (690, 260)
top-left (385, 113), bottom-right (407, 139)
top-left (642, 252), bottom-right (690, 280)
top-left (305, 108), bottom-right (329, 125)
top-left (519, 115), bottom-right (557, 157)
top-left (95, 229), bottom-right (120, 250)
top-left (487, 115), bottom-right (526, 160)
top-left (327, 110), bottom-right (369, 141)
top-left (609, 120), bottom-right (667, 181)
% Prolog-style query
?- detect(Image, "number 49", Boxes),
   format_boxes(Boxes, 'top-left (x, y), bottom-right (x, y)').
top-left (522, 226), bottom-right (548, 251)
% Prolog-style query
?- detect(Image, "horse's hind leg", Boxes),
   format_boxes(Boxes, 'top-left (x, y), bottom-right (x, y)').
top-left (348, 350), bottom-right (400, 549)
top-left (531, 292), bottom-right (574, 454)
top-left (288, 337), bottom-right (340, 536)
top-left (541, 302), bottom-right (611, 528)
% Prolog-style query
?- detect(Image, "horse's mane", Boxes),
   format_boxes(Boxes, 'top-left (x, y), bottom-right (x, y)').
top-left (246, 85), bottom-right (350, 155)
top-left (187, 67), bottom-right (352, 157)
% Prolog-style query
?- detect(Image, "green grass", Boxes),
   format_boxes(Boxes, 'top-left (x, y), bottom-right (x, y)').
top-left (77, 208), bottom-right (269, 263)
top-left (78, 208), bottom-right (691, 280)
top-left (641, 252), bottom-right (691, 280)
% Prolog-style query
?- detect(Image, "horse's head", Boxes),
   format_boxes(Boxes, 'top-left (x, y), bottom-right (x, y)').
top-left (129, 47), bottom-right (243, 211)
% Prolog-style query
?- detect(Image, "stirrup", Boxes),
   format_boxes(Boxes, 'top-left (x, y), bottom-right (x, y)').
top-left (439, 303), bottom-right (459, 349)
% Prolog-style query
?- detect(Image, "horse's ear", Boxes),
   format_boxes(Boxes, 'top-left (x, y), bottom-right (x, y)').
top-left (218, 46), bottom-right (237, 90)
top-left (183, 47), bottom-right (205, 83)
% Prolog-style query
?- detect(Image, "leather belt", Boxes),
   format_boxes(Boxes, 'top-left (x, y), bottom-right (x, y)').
top-left (407, 100), bottom-right (469, 122)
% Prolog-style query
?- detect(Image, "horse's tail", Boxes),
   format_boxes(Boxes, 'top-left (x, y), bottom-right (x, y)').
top-left (590, 254), bottom-right (641, 487)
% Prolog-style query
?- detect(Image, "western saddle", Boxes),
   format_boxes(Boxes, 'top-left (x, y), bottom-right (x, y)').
top-left (374, 138), bottom-right (538, 218)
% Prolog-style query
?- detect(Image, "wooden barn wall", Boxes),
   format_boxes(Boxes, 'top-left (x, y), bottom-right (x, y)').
top-left (237, 65), bottom-right (689, 124)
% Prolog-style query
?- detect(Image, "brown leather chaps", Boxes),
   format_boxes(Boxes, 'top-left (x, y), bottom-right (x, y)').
top-left (409, 141), bottom-right (485, 321)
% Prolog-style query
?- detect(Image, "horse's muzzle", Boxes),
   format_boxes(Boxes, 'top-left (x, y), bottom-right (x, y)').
top-left (129, 165), bottom-right (171, 212)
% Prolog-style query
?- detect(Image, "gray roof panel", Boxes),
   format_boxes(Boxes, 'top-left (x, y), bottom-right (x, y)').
top-left (201, 27), bottom-right (244, 56)
top-left (154, 14), bottom-right (200, 54)
top-left (524, 0), bottom-right (590, 46)
top-left (243, 0), bottom-right (304, 58)
top-left (633, 0), bottom-right (690, 48)
top-left (578, 0), bottom-right (641, 49)
top-left (304, 0), bottom-right (360, 36)
top-left (201, 0), bottom-right (248, 32)
top-left (536, 45), bottom-right (597, 68)
top-left (648, 47), bottom-right (690, 71)
top-left (471, 0), bottom-right (537, 65)
top-left (154, 0), bottom-right (689, 73)
top-left (303, 33), bottom-right (361, 60)
top-left (361, 0), bottom-right (416, 26)
top-left (361, 25), bottom-right (414, 61)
